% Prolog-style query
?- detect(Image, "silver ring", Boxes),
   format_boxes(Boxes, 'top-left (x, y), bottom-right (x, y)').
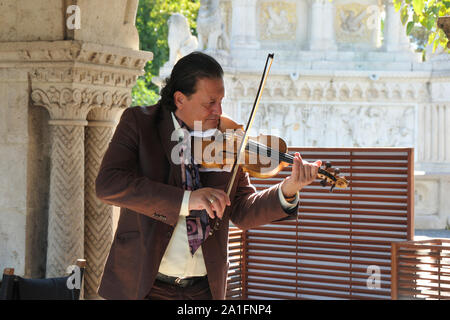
top-left (208, 197), bottom-right (215, 204)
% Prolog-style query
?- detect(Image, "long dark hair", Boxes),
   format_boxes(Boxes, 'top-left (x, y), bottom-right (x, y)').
top-left (159, 51), bottom-right (224, 112)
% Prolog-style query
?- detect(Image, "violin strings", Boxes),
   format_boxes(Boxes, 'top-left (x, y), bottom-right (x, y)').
top-left (245, 142), bottom-right (332, 179)
top-left (246, 142), bottom-right (293, 163)
top-left (223, 133), bottom-right (294, 163)
top-left (222, 132), bottom-right (294, 164)
top-left (221, 133), bottom-right (331, 178)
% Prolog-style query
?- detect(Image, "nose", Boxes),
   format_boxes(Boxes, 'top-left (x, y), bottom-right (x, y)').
top-left (211, 101), bottom-right (222, 116)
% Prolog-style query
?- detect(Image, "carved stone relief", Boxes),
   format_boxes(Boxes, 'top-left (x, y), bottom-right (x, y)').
top-left (31, 87), bottom-right (131, 120)
top-left (259, 1), bottom-right (297, 40)
top-left (226, 76), bottom-right (428, 103)
top-left (237, 102), bottom-right (415, 148)
top-left (414, 181), bottom-right (439, 216)
top-left (335, 2), bottom-right (379, 46)
top-left (220, 0), bottom-right (232, 42)
top-left (166, 13), bottom-right (198, 66)
top-left (197, 0), bottom-right (230, 51)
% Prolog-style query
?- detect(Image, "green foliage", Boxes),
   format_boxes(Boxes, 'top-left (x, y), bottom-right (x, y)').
top-left (393, 0), bottom-right (450, 56)
top-left (131, 78), bottom-right (160, 106)
top-left (132, 0), bottom-right (200, 106)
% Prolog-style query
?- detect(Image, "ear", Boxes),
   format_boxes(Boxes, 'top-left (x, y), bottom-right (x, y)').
top-left (173, 91), bottom-right (185, 110)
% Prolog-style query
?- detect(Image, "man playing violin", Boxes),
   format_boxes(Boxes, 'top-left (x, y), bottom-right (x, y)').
top-left (95, 51), bottom-right (321, 300)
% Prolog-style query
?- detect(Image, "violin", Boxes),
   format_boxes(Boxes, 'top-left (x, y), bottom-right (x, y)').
top-left (197, 53), bottom-right (348, 235)
top-left (192, 115), bottom-right (349, 192)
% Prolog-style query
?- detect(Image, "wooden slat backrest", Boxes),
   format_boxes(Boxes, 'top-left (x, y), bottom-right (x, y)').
top-left (227, 228), bottom-right (244, 299)
top-left (227, 147), bottom-right (414, 300)
top-left (391, 239), bottom-right (450, 300)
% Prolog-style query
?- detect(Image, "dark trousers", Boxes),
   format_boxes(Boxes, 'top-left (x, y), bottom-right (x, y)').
top-left (145, 277), bottom-right (212, 300)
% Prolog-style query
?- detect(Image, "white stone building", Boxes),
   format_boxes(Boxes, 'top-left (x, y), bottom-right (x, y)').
top-left (177, 0), bottom-right (450, 230)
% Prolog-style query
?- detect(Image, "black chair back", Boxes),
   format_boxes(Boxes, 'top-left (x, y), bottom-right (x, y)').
top-left (0, 259), bottom-right (85, 300)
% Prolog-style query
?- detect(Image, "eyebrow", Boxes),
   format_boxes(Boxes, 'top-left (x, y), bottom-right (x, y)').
top-left (206, 96), bottom-right (223, 102)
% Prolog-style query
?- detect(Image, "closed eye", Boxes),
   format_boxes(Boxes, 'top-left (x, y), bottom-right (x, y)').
top-left (202, 101), bottom-right (216, 108)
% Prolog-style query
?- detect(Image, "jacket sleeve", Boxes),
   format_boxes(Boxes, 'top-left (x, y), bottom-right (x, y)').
top-left (229, 168), bottom-right (298, 230)
top-left (95, 107), bottom-right (184, 227)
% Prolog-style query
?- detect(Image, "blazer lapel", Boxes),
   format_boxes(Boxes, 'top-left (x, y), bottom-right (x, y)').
top-left (156, 106), bottom-right (183, 188)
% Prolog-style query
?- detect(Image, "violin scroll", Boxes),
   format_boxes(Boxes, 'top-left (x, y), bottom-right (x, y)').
top-left (317, 161), bottom-right (349, 192)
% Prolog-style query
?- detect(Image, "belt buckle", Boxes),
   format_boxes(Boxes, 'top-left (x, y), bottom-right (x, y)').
top-left (175, 277), bottom-right (183, 285)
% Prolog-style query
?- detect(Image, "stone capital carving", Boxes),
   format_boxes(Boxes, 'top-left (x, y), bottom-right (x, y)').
top-left (18, 41), bottom-right (151, 124)
top-left (0, 41), bottom-right (152, 72)
top-left (30, 67), bottom-right (139, 89)
top-left (31, 86), bottom-right (131, 121)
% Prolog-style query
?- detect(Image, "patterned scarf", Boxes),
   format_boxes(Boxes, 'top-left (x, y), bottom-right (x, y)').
top-left (175, 115), bottom-right (211, 256)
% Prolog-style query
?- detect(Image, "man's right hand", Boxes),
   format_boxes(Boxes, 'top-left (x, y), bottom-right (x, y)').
top-left (188, 187), bottom-right (231, 219)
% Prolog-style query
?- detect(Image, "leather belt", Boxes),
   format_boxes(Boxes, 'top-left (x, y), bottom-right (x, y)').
top-left (155, 272), bottom-right (207, 288)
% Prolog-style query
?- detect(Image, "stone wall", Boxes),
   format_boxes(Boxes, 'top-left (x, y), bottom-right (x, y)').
top-left (0, 0), bottom-right (139, 49)
top-left (157, 0), bottom-right (450, 229)
top-left (192, 0), bottom-right (450, 229)
top-left (0, 68), bottom-right (32, 278)
top-left (0, 0), bottom-right (153, 300)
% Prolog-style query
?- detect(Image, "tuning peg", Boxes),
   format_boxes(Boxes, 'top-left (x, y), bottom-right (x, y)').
top-left (334, 168), bottom-right (340, 175)
top-left (325, 161), bottom-right (332, 169)
top-left (320, 178), bottom-right (328, 187)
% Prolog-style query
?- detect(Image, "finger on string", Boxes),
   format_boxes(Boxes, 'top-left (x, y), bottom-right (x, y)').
top-left (305, 162), bottom-right (312, 181)
top-left (296, 152), bottom-right (309, 165)
top-left (296, 152), bottom-right (304, 180)
top-left (296, 153), bottom-right (307, 181)
top-left (291, 154), bottom-right (300, 181)
top-left (312, 160), bottom-right (321, 176)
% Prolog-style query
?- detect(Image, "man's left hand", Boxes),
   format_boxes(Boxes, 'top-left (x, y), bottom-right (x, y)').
top-left (281, 152), bottom-right (321, 198)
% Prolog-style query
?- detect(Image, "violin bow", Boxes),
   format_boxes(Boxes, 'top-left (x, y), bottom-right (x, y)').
top-left (226, 53), bottom-right (275, 197)
top-left (210, 53), bottom-right (274, 234)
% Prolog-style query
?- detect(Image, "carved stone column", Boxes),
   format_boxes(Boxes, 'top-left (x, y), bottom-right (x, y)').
top-left (31, 88), bottom-right (91, 277)
top-left (84, 106), bottom-right (127, 299)
top-left (384, 0), bottom-right (410, 52)
top-left (0, 0), bottom-right (151, 288)
top-left (27, 41), bottom-right (152, 286)
top-left (309, 0), bottom-right (337, 51)
top-left (417, 104), bottom-right (450, 164)
top-left (417, 79), bottom-right (450, 168)
top-left (415, 73), bottom-right (450, 228)
top-left (231, 0), bottom-right (259, 48)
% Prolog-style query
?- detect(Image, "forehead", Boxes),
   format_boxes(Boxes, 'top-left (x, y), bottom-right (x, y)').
top-left (194, 77), bottom-right (224, 99)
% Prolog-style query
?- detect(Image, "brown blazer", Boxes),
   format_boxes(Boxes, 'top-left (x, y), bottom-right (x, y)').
top-left (95, 104), bottom-right (297, 300)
